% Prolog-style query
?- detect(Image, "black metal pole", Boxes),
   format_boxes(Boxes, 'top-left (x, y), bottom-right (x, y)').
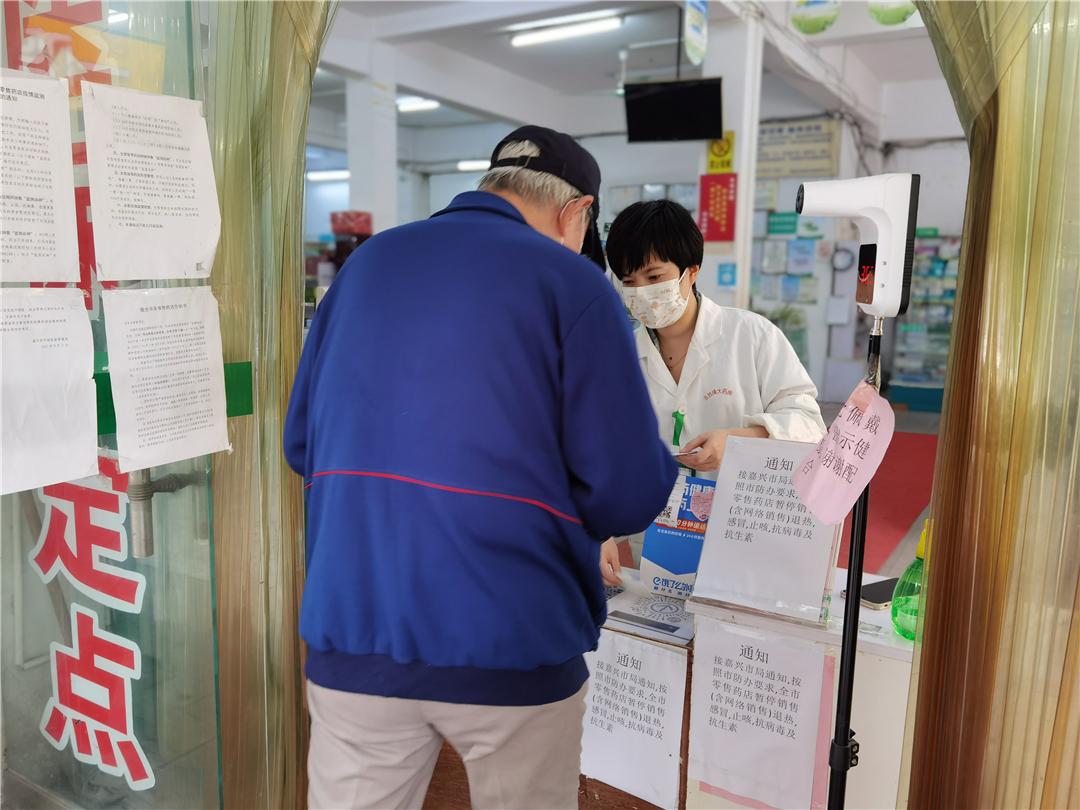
top-left (676, 6), bottom-right (683, 81)
top-left (827, 328), bottom-right (882, 810)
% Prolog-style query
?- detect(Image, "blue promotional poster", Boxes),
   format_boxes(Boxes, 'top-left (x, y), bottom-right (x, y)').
top-left (641, 474), bottom-right (716, 598)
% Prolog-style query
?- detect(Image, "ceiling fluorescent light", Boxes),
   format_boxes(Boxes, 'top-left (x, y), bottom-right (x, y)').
top-left (506, 9), bottom-right (620, 32)
top-left (108, 10), bottom-right (129, 23)
top-left (306, 170), bottom-right (350, 182)
top-left (511, 16), bottom-right (622, 47)
top-left (457, 160), bottom-right (491, 172)
top-left (396, 96), bottom-right (440, 113)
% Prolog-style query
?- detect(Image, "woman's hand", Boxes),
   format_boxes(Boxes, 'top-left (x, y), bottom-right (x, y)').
top-left (600, 538), bottom-right (623, 586)
top-left (679, 427), bottom-right (768, 471)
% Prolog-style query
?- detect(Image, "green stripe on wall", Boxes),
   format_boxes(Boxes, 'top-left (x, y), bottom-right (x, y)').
top-left (93, 361), bottom-right (253, 435)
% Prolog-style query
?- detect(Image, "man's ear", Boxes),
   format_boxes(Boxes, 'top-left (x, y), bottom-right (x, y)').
top-left (562, 196), bottom-right (594, 227)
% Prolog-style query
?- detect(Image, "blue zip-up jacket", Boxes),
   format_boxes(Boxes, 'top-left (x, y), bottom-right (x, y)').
top-left (284, 192), bottom-right (677, 705)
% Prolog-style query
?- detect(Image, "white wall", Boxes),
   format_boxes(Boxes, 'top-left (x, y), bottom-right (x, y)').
top-left (398, 168), bottom-right (430, 225)
top-left (882, 79), bottom-right (964, 141)
top-left (305, 179), bottom-right (349, 240)
top-left (307, 104), bottom-right (347, 151)
top-left (304, 171), bottom-right (431, 239)
top-left (760, 71), bottom-right (826, 120)
top-left (429, 171), bottom-right (484, 214)
top-left (407, 122), bottom-right (514, 165)
top-left (347, 67), bottom-right (398, 232)
top-left (884, 141), bottom-right (969, 234)
top-left (578, 135), bottom-right (701, 225)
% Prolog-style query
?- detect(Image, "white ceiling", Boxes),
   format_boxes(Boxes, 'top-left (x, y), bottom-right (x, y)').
top-left (848, 35), bottom-right (943, 82)
top-left (398, 104), bottom-right (495, 127)
top-left (319, 1), bottom-right (946, 132)
top-left (429, 3), bottom-right (698, 95)
top-left (335, 0), bottom-right (940, 92)
top-left (311, 66), bottom-right (497, 128)
top-left (342, 1), bottom-right (449, 18)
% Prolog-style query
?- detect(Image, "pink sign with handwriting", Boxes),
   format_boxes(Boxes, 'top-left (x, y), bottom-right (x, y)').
top-left (793, 383), bottom-right (895, 525)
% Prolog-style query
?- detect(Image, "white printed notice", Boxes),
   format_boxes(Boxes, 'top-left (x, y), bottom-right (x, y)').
top-left (82, 82), bottom-right (220, 280)
top-left (583, 630), bottom-right (687, 809)
top-left (0, 70), bottom-right (79, 281)
top-left (689, 620), bottom-right (831, 810)
top-left (694, 438), bottom-right (838, 623)
top-left (1, 289), bottom-right (97, 494)
top-left (102, 287), bottom-right (229, 472)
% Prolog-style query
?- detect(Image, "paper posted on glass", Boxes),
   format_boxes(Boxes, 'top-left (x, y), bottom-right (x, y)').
top-left (101, 287), bottom-right (230, 473)
top-left (81, 82), bottom-right (220, 280)
top-left (582, 630), bottom-right (688, 809)
top-left (692, 438), bottom-right (840, 625)
top-left (761, 240), bottom-right (788, 275)
top-left (826, 295), bottom-right (852, 325)
top-left (1, 289), bottom-right (98, 494)
top-left (640, 471), bottom-right (715, 599)
top-left (786, 239), bottom-right (817, 276)
top-left (794, 383), bottom-right (896, 526)
top-left (604, 570), bottom-right (694, 647)
top-left (689, 620), bottom-right (834, 810)
top-left (0, 70), bottom-right (79, 282)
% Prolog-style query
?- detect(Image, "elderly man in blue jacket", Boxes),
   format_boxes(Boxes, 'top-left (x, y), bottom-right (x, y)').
top-left (285, 125), bottom-right (677, 810)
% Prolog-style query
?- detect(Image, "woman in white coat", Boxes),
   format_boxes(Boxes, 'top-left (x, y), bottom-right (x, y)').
top-left (600, 200), bottom-right (826, 585)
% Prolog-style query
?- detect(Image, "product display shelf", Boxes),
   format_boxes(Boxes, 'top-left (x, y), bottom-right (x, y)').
top-left (891, 236), bottom-right (960, 411)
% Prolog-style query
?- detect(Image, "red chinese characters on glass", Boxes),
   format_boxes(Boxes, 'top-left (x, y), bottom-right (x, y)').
top-left (41, 605), bottom-right (155, 791)
top-left (30, 459), bottom-right (145, 612)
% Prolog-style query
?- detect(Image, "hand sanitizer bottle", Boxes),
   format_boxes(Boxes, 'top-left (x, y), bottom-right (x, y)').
top-left (891, 521), bottom-right (928, 640)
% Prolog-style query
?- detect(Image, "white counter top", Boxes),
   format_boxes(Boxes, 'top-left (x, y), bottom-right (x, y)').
top-left (687, 568), bottom-right (914, 663)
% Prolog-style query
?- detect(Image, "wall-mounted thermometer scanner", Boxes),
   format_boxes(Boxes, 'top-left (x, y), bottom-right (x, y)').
top-left (796, 173), bottom-right (920, 318)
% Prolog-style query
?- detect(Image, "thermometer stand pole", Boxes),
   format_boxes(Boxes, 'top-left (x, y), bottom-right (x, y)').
top-left (827, 315), bottom-right (884, 810)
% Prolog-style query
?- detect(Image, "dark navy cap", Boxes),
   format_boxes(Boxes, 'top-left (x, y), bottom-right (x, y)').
top-left (489, 125), bottom-right (600, 198)
top-left (489, 125), bottom-right (606, 269)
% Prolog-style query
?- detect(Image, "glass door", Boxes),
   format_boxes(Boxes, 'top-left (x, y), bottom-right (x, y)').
top-left (1, 3), bottom-right (221, 808)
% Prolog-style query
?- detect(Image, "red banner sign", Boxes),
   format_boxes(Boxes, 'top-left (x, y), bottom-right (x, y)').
top-left (698, 174), bottom-right (737, 243)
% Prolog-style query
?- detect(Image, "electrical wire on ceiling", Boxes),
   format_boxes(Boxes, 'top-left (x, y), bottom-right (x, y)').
top-left (881, 137), bottom-right (967, 157)
top-left (836, 110), bottom-right (880, 176)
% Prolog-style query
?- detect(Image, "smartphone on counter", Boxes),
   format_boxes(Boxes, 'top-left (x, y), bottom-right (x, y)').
top-left (841, 577), bottom-right (899, 610)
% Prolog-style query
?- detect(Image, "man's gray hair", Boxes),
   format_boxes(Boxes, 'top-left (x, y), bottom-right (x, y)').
top-left (479, 141), bottom-right (584, 210)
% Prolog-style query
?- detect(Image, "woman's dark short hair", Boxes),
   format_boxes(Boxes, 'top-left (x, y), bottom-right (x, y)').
top-left (606, 200), bottom-right (705, 280)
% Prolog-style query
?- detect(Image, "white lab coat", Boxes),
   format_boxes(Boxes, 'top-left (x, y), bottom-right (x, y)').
top-left (637, 295), bottom-right (826, 479)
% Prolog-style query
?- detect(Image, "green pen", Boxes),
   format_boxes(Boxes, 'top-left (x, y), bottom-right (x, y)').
top-left (671, 408), bottom-right (696, 476)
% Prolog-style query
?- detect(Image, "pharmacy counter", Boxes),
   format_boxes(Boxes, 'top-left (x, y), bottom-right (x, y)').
top-left (422, 570), bottom-right (912, 810)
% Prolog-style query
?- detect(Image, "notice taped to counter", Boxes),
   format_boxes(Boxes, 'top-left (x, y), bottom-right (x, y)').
top-left (583, 630), bottom-right (687, 809)
top-left (693, 438), bottom-right (839, 624)
top-left (82, 83), bottom-right (220, 280)
top-left (689, 620), bottom-right (833, 810)
top-left (102, 287), bottom-right (229, 472)
top-left (1, 289), bottom-right (97, 494)
top-left (0, 70), bottom-right (79, 282)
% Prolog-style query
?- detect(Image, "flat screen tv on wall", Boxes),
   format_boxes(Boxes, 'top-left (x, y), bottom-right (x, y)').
top-left (624, 78), bottom-right (724, 142)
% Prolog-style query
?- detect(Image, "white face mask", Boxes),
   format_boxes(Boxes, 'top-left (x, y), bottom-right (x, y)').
top-left (620, 270), bottom-right (690, 329)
